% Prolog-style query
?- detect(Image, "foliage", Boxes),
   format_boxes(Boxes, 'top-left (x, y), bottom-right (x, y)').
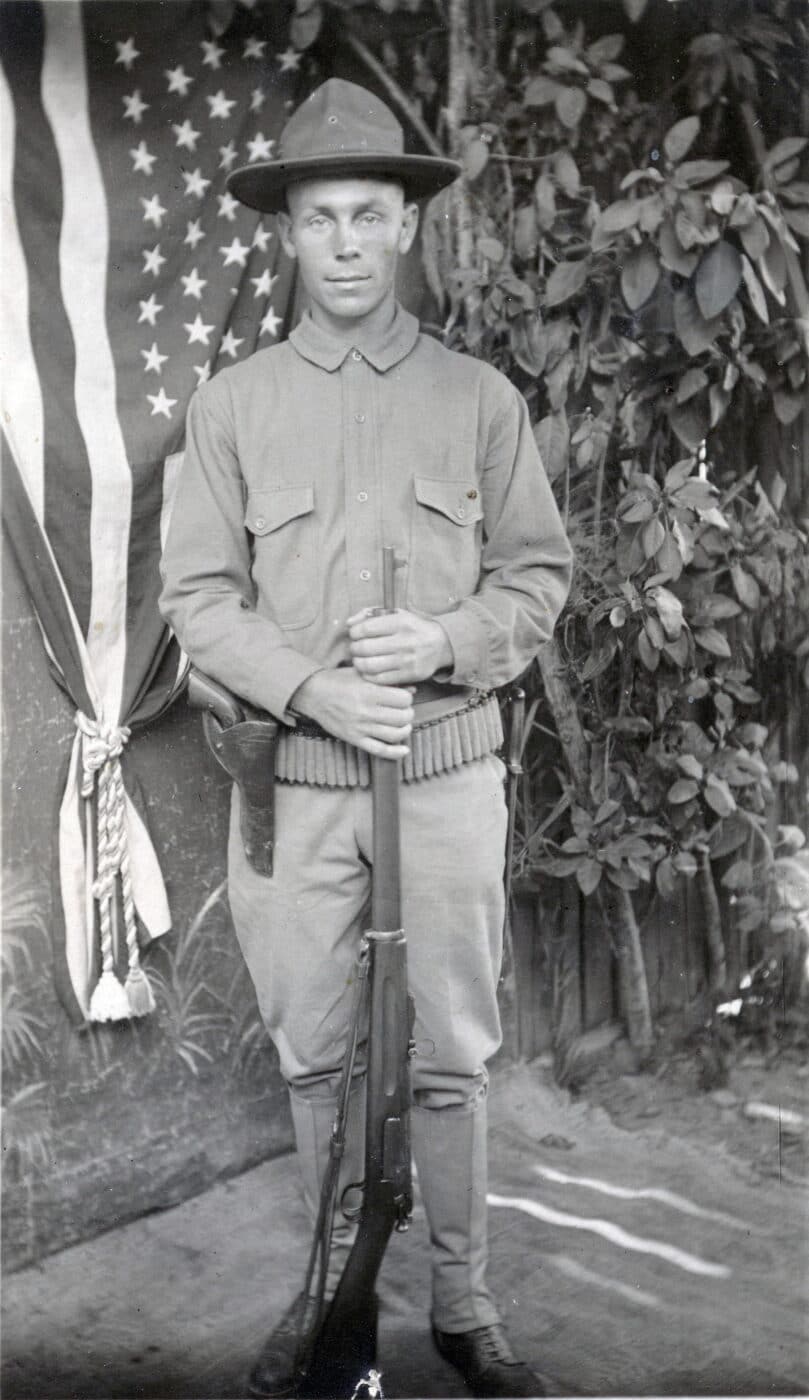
top-left (145, 879), bottom-right (235, 1074)
top-left (296, 0), bottom-right (809, 1036)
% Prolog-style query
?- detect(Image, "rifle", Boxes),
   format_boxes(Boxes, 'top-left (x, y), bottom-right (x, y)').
top-left (296, 547), bottom-right (414, 1400)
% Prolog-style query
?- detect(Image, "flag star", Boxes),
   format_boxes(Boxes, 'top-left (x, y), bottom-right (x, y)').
top-left (181, 266), bottom-right (207, 299)
top-left (247, 132), bottom-right (275, 162)
top-left (142, 243), bottom-right (166, 276)
top-left (201, 39), bottom-right (225, 69)
top-left (184, 219), bottom-right (205, 249)
top-left (165, 64), bottom-right (194, 96)
top-left (217, 190), bottom-right (240, 222)
top-left (184, 313), bottom-right (215, 345)
top-left (138, 293), bottom-right (163, 326)
top-left (243, 36), bottom-right (267, 59)
top-left (147, 386), bottom-right (177, 419)
top-left (129, 140), bottom-right (157, 175)
top-left (260, 305), bottom-right (282, 337)
top-left (220, 236), bottom-right (250, 267)
top-left (219, 142), bottom-right (239, 171)
top-left (115, 37), bottom-right (140, 70)
top-left (173, 119), bottom-right (201, 152)
top-left (277, 47), bottom-right (302, 73)
top-left (141, 193), bottom-right (168, 228)
top-left (194, 360), bottom-right (212, 385)
top-left (207, 89), bottom-right (237, 120)
top-left (141, 341), bottom-right (168, 374)
top-left (182, 167), bottom-right (211, 198)
top-left (219, 328), bottom-right (245, 359)
top-left (250, 87), bottom-right (266, 113)
top-left (252, 224), bottom-right (273, 252)
top-left (123, 89), bottom-right (149, 123)
top-left (251, 268), bottom-right (279, 298)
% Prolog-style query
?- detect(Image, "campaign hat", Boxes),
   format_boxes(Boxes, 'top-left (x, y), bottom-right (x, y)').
top-left (227, 78), bottom-right (461, 214)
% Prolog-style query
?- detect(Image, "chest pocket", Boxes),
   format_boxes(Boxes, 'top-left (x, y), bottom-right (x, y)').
top-left (245, 486), bottom-right (318, 630)
top-left (407, 476), bottom-right (484, 615)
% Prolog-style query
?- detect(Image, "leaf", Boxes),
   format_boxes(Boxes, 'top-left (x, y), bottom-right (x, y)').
top-left (664, 458), bottom-right (697, 491)
top-left (740, 253), bottom-right (769, 324)
top-left (554, 150), bottom-right (581, 196)
top-left (694, 626), bottom-right (732, 658)
top-left (669, 399), bottom-right (710, 452)
top-left (525, 76), bottom-right (562, 107)
top-left (676, 159), bottom-right (731, 186)
top-left (580, 634), bottom-right (619, 681)
top-left (695, 240), bottom-right (742, 319)
top-left (764, 136), bottom-right (808, 170)
top-left (600, 198), bottom-right (642, 233)
top-left (730, 563), bottom-right (761, 610)
top-left (533, 410), bottom-right (570, 480)
top-left (637, 628), bottom-right (660, 671)
top-left (659, 218), bottom-right (700, 276)
top-left (739, 216), bottom-right (769, 261)
top-left (620, 243), bottom-right (660, 310)
top-left (668, 778), bottom-right (699, 804)
top-left (710, 180), bottom-right (735, 215)
top-left (642, 516), bottom-right (665, 558)
top-left (510, 312), bottom-right (545, 375)
top-left (587, 78), bottom-right (615, 106)
top-left (463, 138), bottom-right (489, 181)
top-left (618, 494), bottom-right (654, 523)
top-left (290, 6), bottom-right (322, 47)
top-left (544, 258), bottom-right (590, 307)
top-left (576, 858), bottom-right (603, 896)
top-left (783, 206), bottom-right (809, 238)
top-left (758, 233), bottom-right (787, 300)
top-left (547, 45), bottom-right (590, 75)
top-left (586, 33), bottom-right (625, 65)
top-left (534, 172), bottom-right (557, 230)
top-left (704, 774), bottom-right (736, 817)
top-left (664, 115), bottom-right (700, 164)
top-left (555, 85), bottom-right (587, 129)
top-left (677, 753), bottom-right (704, 781)
top-left (673, 850), bottom-right (698, 876)
top-left (773, 389), bottom-right (804, 424)
top-left (721, 859), bottom-right (754, 890)
top-left (673, 287), bottom-right (723, 356)
top-left (623, 0), bottom-right (648, 20)
top-left (514, 204), bottom-right (539, 260)
top-left (707, 813), bottom-right (748, 858)
top-left (676, 367), bottom-right (709, 403)
top-left (651, 585), bottom-right (684, 638)
top-left (656, 857), bottom-right (677, 898)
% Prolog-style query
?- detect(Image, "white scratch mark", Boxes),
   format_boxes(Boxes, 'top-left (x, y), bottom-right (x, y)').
top-left (532, 1165), bottom-right (757, 1233)
top-left (549, 1253), bottom-right (661, 1309)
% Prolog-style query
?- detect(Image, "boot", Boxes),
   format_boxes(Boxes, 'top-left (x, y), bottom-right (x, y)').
top-left (248, 1082), bottom-right (365, 1398)
top-left (412, 1096), bottom-right (545, 1396)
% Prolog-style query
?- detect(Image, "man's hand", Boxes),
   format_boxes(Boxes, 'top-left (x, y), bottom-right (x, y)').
top-left (347, 609), bottom-right (453, 685)
top-left (290, 668), bottom-right (415, 759)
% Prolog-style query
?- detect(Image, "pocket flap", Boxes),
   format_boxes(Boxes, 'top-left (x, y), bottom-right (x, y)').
top-left (414, 477), bottom-right (483, 526)
top-left (246, 486), bottom-right (314, 536)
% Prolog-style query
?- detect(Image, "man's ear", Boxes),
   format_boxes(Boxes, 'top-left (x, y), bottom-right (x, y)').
top-left (277, 210), bottom-right (296, 260)
top-left (398, 201), bottom-right (419, 256)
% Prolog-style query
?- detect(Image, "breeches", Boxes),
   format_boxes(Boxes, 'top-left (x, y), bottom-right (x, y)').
top-left (227, 754), bottom-right (508, 1108)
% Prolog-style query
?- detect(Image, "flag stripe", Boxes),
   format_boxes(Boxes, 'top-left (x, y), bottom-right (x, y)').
top-left (42, 2), bottom-right (132, 724)
top-left (0, 57), bottom-right (45, 519)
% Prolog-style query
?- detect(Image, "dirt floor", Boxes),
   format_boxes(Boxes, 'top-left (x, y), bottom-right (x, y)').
top-left (2, 1046), bottom-right (808, 1400)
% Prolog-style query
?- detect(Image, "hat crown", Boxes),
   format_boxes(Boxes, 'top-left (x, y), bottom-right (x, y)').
top-left (280, 79), bottom-right (404, 163)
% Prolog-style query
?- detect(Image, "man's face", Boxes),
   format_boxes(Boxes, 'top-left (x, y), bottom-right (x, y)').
top-left (277, 177), bottom-right (419, 333)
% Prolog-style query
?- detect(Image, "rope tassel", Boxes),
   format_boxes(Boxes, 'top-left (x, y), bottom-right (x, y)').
top-left (76, 712), bottom-right (155, 1021)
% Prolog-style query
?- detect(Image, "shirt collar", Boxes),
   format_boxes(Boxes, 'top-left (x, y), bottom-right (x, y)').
top-left (289, 303), bottom-right (420, 373)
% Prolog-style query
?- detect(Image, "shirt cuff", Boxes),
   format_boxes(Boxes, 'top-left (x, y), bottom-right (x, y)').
top-left (258, 648), bottom-right (326, 724)
top-left (433, 606), bottom-right (490, 688)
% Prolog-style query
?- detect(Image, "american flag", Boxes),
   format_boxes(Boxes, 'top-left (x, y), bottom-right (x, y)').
top-left (0, 0), bottom-right (303, 1024)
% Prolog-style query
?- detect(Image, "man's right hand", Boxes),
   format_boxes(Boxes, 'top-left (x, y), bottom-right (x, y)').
top-left (290, 668), bottom-right (414, 759)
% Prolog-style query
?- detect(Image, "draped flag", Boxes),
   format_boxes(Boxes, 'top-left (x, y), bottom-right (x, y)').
top-left (0, 0), bottom-right (302, 1024)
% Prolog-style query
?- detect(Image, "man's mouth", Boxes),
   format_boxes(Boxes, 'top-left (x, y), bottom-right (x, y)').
top-left (328, 276), bottom-right (370, 284)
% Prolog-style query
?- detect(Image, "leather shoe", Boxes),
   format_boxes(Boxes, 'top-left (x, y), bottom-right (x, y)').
top-left (432, 1322), bottom-right (546, 1397)
top-left (248, 1292), bottom-right (320, 1398)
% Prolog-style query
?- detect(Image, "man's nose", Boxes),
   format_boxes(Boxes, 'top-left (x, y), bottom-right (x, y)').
top-left (333, 222), bottom-right (361, 259)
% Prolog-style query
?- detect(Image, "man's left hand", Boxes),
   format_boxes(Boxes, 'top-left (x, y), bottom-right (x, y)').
top-left (348, 609), bottom-right (453, 684)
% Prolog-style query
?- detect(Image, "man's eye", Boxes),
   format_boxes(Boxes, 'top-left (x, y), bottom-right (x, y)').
top-left (308, 216), bottom-right (329, 229)
top-left (359, 213), bottom-right (381, 225)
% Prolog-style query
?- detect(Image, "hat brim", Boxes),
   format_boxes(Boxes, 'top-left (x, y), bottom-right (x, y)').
top-left (227, 153), bottom-right (462, 215)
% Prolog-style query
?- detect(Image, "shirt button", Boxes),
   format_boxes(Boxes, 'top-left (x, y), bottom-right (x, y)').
top-left (357, 491), bottom-right (368, 502)
top-left (354, 411), bottom-right (365, 423)
top-left (456, 506), bottom-right (466, 518)
top-left (254, 515), bottom-right (266, 529)
top-left (359, 569), bottom-right (371, 581)
top-left (352, 349), bottom-right (362, 362)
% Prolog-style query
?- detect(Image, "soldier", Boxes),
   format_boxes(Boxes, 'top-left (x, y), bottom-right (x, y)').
top-left (160, 78), bottom-right (572, 1399)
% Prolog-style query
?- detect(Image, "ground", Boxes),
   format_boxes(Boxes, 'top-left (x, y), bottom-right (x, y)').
top-left (2, 1044), bottom-right (807, 1400)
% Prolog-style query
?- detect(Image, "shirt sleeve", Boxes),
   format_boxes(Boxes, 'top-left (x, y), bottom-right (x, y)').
top-left (434, 379), bottom-right (573, 689)
top-left (158, 385), bottom-right (322, 721)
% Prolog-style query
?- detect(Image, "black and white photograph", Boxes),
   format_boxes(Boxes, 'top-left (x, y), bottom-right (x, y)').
top-left (1, 1), bottom-right (807, 1397)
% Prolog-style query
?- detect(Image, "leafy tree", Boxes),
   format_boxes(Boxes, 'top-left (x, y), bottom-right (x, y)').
top-left (295, 0), bottom-right (809, 1058)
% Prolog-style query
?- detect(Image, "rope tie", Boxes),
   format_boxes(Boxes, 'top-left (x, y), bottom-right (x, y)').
top-left (76, 712), bottom-right (155, 1020)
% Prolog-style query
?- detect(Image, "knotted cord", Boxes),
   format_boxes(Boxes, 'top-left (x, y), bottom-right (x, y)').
top-left (76, 711), bottom-right (155, 1020)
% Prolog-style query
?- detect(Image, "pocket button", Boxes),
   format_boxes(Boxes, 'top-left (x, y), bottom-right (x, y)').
top-left (254, 515), bottom-right (266, 530)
